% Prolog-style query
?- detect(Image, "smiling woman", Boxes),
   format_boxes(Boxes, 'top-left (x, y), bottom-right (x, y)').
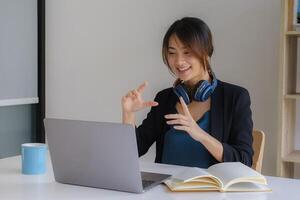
top-left (121, 17), bottom-right (254, 169)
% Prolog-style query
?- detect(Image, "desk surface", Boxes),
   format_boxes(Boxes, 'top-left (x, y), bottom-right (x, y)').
top-left (0, 155), bottom-right (299, 200)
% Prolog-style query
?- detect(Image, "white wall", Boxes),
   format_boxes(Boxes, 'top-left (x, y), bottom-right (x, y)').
top-left (46, 0), bottom-right (281, 176)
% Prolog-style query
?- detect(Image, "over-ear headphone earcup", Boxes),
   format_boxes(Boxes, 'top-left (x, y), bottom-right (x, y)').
top-left (194, 71), bottom-right (218, 102)
top-left (201, 86), bottom-right (214, 101)
top-left (173, 84), bottom-right (190, 104)
top-left (194, 80), bottom-right (209, 101)
top-left (195, 82), bottom-right (213, 101)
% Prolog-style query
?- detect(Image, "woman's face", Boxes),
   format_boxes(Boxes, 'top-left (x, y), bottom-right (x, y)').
top-left (167, 35), bottom-right (207, 85)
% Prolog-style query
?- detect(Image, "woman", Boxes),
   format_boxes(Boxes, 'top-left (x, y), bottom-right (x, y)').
top-left (122, 17), bottom-right (253, 168)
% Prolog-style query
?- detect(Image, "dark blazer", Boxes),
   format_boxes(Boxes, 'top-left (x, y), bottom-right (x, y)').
top-left (135, 80), bottom-right (254, 167)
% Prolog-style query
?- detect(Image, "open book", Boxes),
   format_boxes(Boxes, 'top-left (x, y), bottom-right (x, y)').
top-left (164, 162), bottom-right (271, 192)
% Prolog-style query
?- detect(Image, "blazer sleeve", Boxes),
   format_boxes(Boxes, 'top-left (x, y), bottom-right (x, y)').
top-left (135, 92), bottom-right (165, 157)
top-left (222, 88), bottom-right (254, 166)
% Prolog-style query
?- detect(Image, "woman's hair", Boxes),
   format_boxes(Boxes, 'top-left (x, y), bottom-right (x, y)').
top-left (162, 17), bottom-right (214, 73)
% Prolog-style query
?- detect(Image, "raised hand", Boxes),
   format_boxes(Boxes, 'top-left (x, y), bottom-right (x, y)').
top-left (164, 97), bottom-right (203, 142)
top-left (122, 82), bottom-right (158, 113)
top-left (165, 97), bottom-right (224, 161)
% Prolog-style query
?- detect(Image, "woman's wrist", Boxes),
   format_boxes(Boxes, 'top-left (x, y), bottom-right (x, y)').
top-left (122, 111), bottom-right (136, 125)
top-left (194, 126), bottom-right (207, 142)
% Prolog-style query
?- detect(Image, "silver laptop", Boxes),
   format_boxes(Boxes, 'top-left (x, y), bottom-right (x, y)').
top-left (44, 118), bottom-right (171, 193)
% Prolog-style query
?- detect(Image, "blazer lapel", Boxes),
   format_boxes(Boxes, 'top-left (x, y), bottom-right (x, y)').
top-left (210, 80), bottom-right (224, 141)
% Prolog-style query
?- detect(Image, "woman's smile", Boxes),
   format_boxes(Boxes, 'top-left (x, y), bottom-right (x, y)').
top-left (176, 66), bottom-right (192, 77)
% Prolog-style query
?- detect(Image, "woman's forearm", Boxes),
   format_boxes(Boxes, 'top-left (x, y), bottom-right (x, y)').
top-left (197, 129), bottom-right (224, 162)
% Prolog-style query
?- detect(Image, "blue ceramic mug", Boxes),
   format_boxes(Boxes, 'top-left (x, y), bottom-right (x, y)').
top-left (21, 143), bottom-right (47, 175)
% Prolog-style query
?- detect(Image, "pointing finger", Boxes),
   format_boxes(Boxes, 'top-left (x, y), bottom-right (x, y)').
top-left (179, 97), bottom-right (191, 116)
top-left (137, 81), bottom-right (148, 94)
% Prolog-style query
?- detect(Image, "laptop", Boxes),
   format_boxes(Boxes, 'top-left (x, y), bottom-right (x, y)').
top-left (44, 118), bottom-right (171, 193)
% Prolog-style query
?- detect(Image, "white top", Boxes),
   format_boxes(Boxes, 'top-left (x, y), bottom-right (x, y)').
top-left (0, 154), bottom-right (299, 200)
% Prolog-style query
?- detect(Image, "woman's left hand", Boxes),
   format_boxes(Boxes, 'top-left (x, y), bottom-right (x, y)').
top-left (164, 97), bottom-right (204, 142)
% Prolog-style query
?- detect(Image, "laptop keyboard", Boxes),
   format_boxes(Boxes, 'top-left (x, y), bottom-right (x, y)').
top-left (142, 180), bottom-right (156, 188)
top-left (141, 171), bottom-right (171, 189)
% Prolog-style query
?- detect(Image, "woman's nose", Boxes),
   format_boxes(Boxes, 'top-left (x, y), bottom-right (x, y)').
top-left (175, 55), bottom-right (186, 66)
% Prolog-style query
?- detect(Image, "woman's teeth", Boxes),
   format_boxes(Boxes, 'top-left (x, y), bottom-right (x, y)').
top-left (178, 67), bottom-right (191, 72)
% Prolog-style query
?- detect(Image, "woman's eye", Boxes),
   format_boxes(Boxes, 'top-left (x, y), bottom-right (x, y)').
top-left (168, 52), bottom-right (175, 55)
top-left (184, 52), bottom-right (190, 55)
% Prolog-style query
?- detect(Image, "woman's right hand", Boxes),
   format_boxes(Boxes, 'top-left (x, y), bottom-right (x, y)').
top-left (122, 82), bottom-right (159, 114)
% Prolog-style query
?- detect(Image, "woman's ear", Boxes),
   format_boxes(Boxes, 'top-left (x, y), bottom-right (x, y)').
top-left (206, 55), bottom-right (211, 62)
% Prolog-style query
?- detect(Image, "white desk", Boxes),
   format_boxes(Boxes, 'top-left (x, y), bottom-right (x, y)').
top-left (0, 155), bottom-right (299, 200)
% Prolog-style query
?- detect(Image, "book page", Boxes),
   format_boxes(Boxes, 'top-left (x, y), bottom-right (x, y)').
top-left (207, 162), bottom-right (267, 190)
top-left (172, 167), bottom-right (214, 182)
top-left (164, 179), bottom-right (219, 191)
top-left (188, 177), bottom-right (219, 185)
top-left (165, 167), bottom-right (222, 190)
top-left (224, 182), bottom-right (271, 192)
